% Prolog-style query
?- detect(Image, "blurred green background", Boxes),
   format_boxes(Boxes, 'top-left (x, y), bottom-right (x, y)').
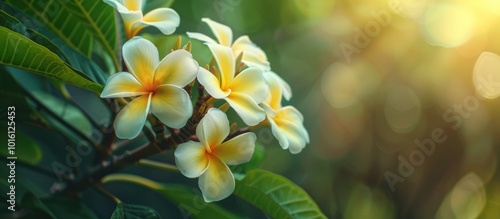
top-left (174, 0), bottom-right (500, 218)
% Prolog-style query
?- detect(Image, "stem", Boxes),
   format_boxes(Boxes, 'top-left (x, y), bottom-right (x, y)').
top-left (226, 127), bottom-right (251, 141)
top-left (95, 99), bottom-right (118, 164)
top-left (137, 159), bottom-right (179, 173)
top-left (93, 185), bottom-right (121, 204)
top-left (59, 135), bottom-right (175, 193)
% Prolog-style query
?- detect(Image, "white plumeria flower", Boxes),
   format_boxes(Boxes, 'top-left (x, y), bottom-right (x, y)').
top-left (100, 37), bottom-right (198, 139)
top-left (198, 43), bottom-right (268, 126)
top-left (175, 108), bottom-right (256, 202)
top-left (187, 18), bottom-right (293, 101)
top-left (104, 0), bottom-right (180, 38)
top-left (187, 18), bottom-right (270, 71)
top-left (261, 73), bottom-right (309, 154)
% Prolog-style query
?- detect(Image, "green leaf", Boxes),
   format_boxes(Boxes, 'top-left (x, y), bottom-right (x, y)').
top-left (0, 6), bottom-right (109, 84)
top-left (0, 125), bottom-right (42, 165)
top-left (234, 169), bottom-right (327, 219)
top-left (31, 91), bottom-right (93, 139)
top-left (21, 193), bottom-right (98, 219)
top-left (5, 0), bottom-right (120, 69)
top-left (0, 68), bottom-right (39, 122)
top-left (111, 203), bottom-right (161, 219)
top-left (103, 174), bottom-right (241, 219)
top-left (0, 9), bottom-right (68, 62)
top-left (0, 27), bottom-right (103, 93)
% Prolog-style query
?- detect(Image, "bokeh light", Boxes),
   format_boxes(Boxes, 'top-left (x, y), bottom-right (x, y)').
top-left (422, 2), bottom-right (477, 48)
top-left (473, 52), bottom-right (500, 99)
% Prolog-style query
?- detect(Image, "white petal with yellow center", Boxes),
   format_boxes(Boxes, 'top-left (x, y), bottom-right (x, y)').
top-left (100, 72), bottom-right (148, 98)
top-left (265, 72), bottom-right (292, 101)
top-left (186, 32), bottom-right (217, 44)
top-left (201, 18), bottom-right (233, 47)
top-left (232, 35), bottom-right (270, 71)
top-left (197, 67), bottom-right (230, 98)
top-left (229, 67), bottom-right (268, 104)
top-left (154, 50), bottom-right (198, 87)
top-left (196, 108), bottom-right (229, 150)
top-left (123, 0), bottom-right (142, 11)
top-left (270, 106), bottom-right (309, 154)
top-left (268, 117), bottom-right (289, 150)
top-left (214, 132), bottom-right (256, 165)
top-left (150, 85), bottom-right (192, 129)
top-left (134, 8), bottom-right (180, 35)
top-left (123, 37), bottom-right (158, 86)
top-left (225, 92), bottom-right (265, 126)
top-left (175, 141), bottom-right (209, 178)
top-left (114, 93), bottom-right (152, 139)
top-left (206, 43), bottom-right (235, 89)
top-left (199, 155), bottom-right (235, 202)
top-left (103, 0), bottom-right (142, 37)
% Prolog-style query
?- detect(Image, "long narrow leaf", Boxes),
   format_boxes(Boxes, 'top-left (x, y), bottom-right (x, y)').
top-left (0, 27), bottom-right (103, 93)
top-left (5, 0), bottom-right (120, 69)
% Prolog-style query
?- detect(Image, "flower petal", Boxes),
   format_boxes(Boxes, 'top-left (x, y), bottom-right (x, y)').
top-left (123, 37), bottom-right (158, 86)
top-left (225, 92), bottom-right (266, 126)
top-left (186, 32), bottom-right (217, 44)
top-left (197, 67), bottom-right (230, 99)
top-left (274, 106), bottom-right (309, 154)
top-left (269, 72), bottom-right (292, 101)
top-left (263, 72), bottom-right (283, 109)
top-left (282, 122), bottom-right (307, 154)
top-left (100, 72), bottom-right (148, 98)
top-left (232, 36), bottom-right (270, 71)
top-left (206, 43), bottom-right (235, 89)
top-left (214, 132), bottom-right (256, 165)
top-left (154, 50), bottom-right (198, 87)
top-left (123, 0), bottom-right (142, 11)
top-left (104, 0), bottom-right (132, 13)
top-left (150, 85), bottom-right (192, 128)
top-left (175, 141), bottom-right (209, 178)
top-left (104, 0), bottom-right (142, 37)
top-left (114, 93), bottom-right (151, 139)
top-left (238, 51), bottom-right (271, 71)
top-left (280, 106), bottom-right (309, 142)
top-left (201, 18), bottom-right (233, 47)
top-left (196, 108), bottom-right (229, 149)
top-left (134, 8), bottom-right (180, 35)
top-left (268, 117), bottom-right (289, 150)
top-left (229, 67), bottom-right (268, 104)
top-left (199, 156), bottom-right (235, 202)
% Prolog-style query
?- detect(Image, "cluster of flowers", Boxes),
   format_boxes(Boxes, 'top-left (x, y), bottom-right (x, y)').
top-left (101, 0), bottom-right (309, 202)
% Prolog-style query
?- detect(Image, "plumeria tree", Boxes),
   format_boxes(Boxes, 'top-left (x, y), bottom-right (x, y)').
top-left (0, 0), bottom-right (324, 218)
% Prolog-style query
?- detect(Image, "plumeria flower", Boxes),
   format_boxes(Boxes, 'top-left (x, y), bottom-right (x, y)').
top-left (187, 18), bottom-right (293, 101)
top-left (198, 43), bottom-right (268, 126)
top-left (100, 37), bottom-right (198, 139)
top-left (104, 0), bottom-right (180, 38)
top-left (261, 73), bottom-right (309, 154)
top-left (175, 108), bottom-right (256, 202)
top-left (187, 18), bottom-right (270, 71)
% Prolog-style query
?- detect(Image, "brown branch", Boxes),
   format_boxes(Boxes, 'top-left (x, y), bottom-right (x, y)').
top-left (226, 127), bottom-right (251, 141)
top-left (59, 135), bottom-right (175, 194)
